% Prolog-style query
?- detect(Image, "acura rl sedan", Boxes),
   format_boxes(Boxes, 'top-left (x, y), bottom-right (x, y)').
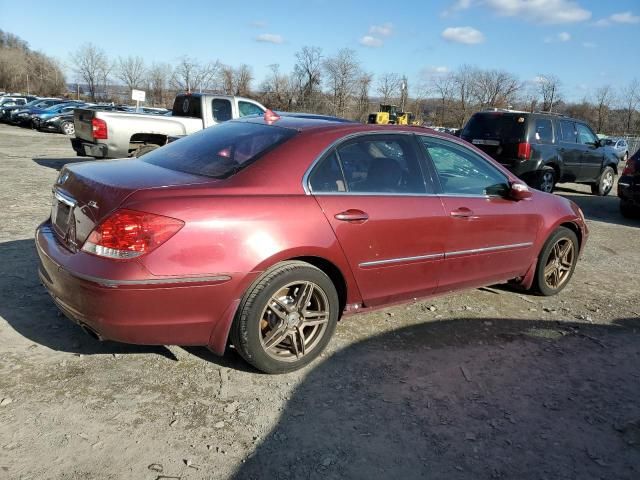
top-left (36, 112), bottom-right (588, 373)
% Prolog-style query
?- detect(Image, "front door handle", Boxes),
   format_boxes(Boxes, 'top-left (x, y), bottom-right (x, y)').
top-left (335, 209), bottom-right (369, 222)
top-left (450, 207), bottom-right (475, 218)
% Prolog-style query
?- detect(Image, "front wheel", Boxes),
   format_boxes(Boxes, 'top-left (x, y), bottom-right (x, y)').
top-left (590, 166), bottom-right (615, 196)
top-left (230, 261), bottom-right (339, 374)
top-left (533, 227), bottom-right (579, 296)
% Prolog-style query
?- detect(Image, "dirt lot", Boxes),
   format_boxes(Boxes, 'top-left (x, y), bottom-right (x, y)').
top-left (0, 124), bottom-right (639, 480)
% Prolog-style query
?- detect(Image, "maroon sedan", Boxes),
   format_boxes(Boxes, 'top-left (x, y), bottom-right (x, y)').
top-left (36, 112), bottom-right (588, 373)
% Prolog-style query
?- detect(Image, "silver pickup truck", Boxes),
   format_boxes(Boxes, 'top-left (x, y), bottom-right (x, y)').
top-left (70, 93), bottom-right (266, 158)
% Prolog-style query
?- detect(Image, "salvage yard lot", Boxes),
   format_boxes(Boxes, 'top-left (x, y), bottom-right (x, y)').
top-left (1, 124), bottom-right (639, 479)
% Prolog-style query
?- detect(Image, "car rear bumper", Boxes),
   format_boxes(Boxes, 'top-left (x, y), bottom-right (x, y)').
top-left (35, 222), bottom-right (243, 352)
top-left (70, 138), bottom-right (109, 157)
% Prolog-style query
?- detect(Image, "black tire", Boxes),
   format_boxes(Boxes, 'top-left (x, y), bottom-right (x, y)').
top-left (532, 227), bottom-right (579, 296)
top-left (60, 121), bottom-right (75, 136)
top-left (590, 166), bottom-right (615, 196)
top-left (132, 144), bottom-right (159, 158)
top-left (620, 200), bottom-right (637, 219)
top-left (535, 167), bottom-right (555, 193)
top-left (230, 261), bottom-right (339, 374)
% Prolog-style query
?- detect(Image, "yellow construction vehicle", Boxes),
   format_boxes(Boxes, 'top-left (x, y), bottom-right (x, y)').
top-left (367, 104), bottom-right (399, 124)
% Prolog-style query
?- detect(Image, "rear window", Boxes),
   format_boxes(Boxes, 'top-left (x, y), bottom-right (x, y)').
top-left (172, 95), bottom-right (202, 118)
top-left (142, 122), bottom-right (296, 179)
top-left (462, 113), bottom-right (526, 142)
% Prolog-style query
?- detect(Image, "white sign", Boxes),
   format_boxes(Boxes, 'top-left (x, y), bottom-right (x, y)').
top-left (131, 89), bottom-right (146, 102)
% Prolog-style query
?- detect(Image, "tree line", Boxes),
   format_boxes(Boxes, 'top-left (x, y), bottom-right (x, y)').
top-left (1, 30), bottom-right (639, 136)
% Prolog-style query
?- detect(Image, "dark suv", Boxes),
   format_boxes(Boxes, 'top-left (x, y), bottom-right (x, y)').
top-left (460, 110), bottom-right (619, 195)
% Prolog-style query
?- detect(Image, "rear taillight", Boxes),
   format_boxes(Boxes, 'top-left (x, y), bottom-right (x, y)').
top-left (517, 142), bottom-right (531, 160)
top-left (82, 209), bottom-right (184, 259)
top-left (622, 160), bottom-right (636, 175)
top-left (91, 117), bottom-right (108, 139)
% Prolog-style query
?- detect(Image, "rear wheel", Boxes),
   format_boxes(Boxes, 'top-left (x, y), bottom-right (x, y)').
top-left (590, 166), bottom-right (614, 196)
top-left (60, 121), bottom-right (75, 136)
top-left (535, 167), bottom-right (556, 193)
top-left (230, 261), bottom-right (339, 374)
top-left (533, 227), bottom-right (579, 296)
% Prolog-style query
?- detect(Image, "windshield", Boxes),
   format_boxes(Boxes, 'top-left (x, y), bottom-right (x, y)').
top-left (462, 113), bottom-right (526, 142)
top-left (142, 121), bottom-right (297, 179)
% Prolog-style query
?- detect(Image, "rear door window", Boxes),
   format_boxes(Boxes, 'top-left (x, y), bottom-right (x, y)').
top-left (142, 122), bottom-right (296, 179)
top-left (534, 118), bottom-right (553, 143)
top-left (238, 101), bottom-right (264, 117)
top-left (212, 99), bottom-right (232, 122)
top-left (309, 152), bottom-right (346, 193)
top-left (560, 120), bottom-right (577, 143)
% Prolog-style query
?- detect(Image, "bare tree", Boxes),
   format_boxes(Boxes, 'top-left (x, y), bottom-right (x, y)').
top-left (234, 64), bottom-right (253, 96)
top-left (453, 65), bottom-right (476, 127)
top-left (537, 74), bottom-right (561, 112)
top-left (116, 56), bottom-right (145, 92)
top-left (172, 56), bottom-right (218, 93)
top-left (620, 79), bottom-right (640, 134)
top-left (376, 73), bottom-right (401, 104)
top-left (323, 48), bottom-right (361, 117)
top-left (146, 62), bottom-right (172, 107)
top-left (355, 72), bottom-right (373, 122)
top-left (472, 69), bottom-right (520, 108)
top-left (431, 72), bottom-right (456, 126)
top-left (399, 75), bottom-right (409, 112)
top-left (594, 85), bottom-right (614, 133)
top-left (70, 43), bottom-right (109, 101)
top-left (260, 64), bottom-right (295, 110)
top-left (293, 46), bottom-right (322, 111)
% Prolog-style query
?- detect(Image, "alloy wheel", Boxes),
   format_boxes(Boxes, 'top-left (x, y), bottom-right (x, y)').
top-left (62, 122), bottom-right (74, 135)
top-left (259, 281), bottom-right (330, 362)
top-left (602, 170), bottom-right (614, 194)
top-left (540, 171), bottom-right (554, 193)
top-left (543, 238), bottom-right (575, 290)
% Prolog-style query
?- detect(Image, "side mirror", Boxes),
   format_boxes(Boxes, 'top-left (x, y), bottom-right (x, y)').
top-left (509, 182), bottom-right (532, 200)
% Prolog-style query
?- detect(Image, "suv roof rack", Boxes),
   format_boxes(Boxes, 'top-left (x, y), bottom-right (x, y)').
top-left (533, 111), bottom-right (568, 117)
top-left (482, 108), bottom-right (528, 114)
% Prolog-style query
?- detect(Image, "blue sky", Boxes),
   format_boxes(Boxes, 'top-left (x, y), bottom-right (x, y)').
top-left (2, 0), bottom-right (639, 100)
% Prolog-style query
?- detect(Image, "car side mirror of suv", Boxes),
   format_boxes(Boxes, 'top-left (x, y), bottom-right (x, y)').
top-left (509, 182), bottom-right (532, 200)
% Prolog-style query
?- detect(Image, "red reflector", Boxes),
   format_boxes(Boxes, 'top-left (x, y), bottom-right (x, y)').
top-left (82, 209), bottom-right (184, 259)
top-left (91, 117), bottom-right (108, 140)
top-left (517, 142), bottom-right (531, 160)
top-left (264, 109), bottom-right (280, 124)
top-left (622, 160), bottom-right (636, 175)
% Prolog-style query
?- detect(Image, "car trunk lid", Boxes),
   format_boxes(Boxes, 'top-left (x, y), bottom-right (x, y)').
top-left (50, 159), bottom-right (214, 251)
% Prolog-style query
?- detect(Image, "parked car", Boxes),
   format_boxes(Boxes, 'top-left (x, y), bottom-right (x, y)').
top-left (601, 138), bottom-right (630, 162)
top-left (38, 104), bottom-right (132, 135)
top-left (460, 110), bottom-right (620, 195)
top-left (9, 98), bottom-right (66, 126)
top-left (1, 98), bottom-right (54, 123)
top-left (71, 93), bottom-right (266, 158)
top-left (36, 112), bottom-right (588, 374)
top-left (32, 102), bottom-right (87, 130)
top-left (0, 94), bottom-right (37, 107)
top-left (618, 149), bottom-right (640, 218)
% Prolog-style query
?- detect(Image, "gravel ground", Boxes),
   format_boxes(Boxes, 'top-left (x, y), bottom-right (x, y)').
top-left (0, 125), bottom-right (639, 480)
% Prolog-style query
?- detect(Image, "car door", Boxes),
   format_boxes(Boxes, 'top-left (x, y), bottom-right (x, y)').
top-left (308, 133), bottom-right (447, 307)
top-left (576, 123), bottom-right (604, 181)
top-left (557, 119), bottom-right (581, 181)
top-left (416, 135), bottom-right (540, 293)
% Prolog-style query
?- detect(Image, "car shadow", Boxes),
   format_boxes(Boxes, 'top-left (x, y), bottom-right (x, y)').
top-left (0, 238), bottom-right (176, 360)
top-left (555, 186), bottom-right (639, 228)
top-left (234, 316), bottom-right (640, 479)
top-left (32, 157), bottom-right (94, 171)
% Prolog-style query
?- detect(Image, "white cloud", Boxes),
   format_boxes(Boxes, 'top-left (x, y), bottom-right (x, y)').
top-left (359, 35), bottom-right (384, 48)
top-left (544, 31), bottom-right (571, 42)
top-left (255, 33), bottom-right (284, 44)
top-left (582, 41), bottom-right (597, 48)
top-left (441, 26), bottom-right (485, 44)
top-left (369, 23), bottom-right (394, 37)
top-left (429, 66), bottom-right (450, 74)
top-left (441, 0), bottom-right (473, 17)
top-left (594, 11), bottom-right (640, 26)
top-left (250, 20), bottom-right (267, 28)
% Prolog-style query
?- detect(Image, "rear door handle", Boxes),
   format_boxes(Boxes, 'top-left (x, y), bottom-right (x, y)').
top-left (335, 209), bottom-right (369, 222)
top-left (450, 207), bottom-right (475, 219)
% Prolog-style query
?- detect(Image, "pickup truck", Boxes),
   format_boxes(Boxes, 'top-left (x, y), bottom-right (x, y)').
top-left (70, 94), bottom-right (267, 158)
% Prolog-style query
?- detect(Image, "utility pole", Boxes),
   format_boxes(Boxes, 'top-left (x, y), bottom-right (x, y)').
top-left (26, 74), bottom-right (30, 95)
